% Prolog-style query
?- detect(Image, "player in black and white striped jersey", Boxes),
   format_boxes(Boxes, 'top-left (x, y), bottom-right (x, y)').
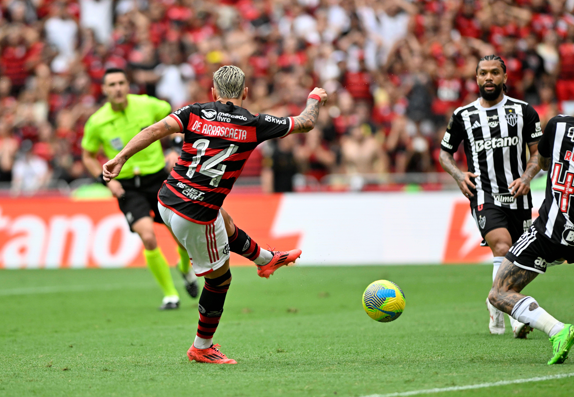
top-left (439, 55), bottom-right (543, 338)
top-left (488, 114), bottom-right (574, 365)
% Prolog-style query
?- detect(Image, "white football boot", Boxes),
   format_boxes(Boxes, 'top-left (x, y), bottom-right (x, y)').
top-left (486, 298), bottom-right (505, 334)
top-left (510, 316), bottom-right (533, 339)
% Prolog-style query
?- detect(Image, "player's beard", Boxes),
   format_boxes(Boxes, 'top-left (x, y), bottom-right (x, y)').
top-left (479, 82), bottom-right (503, 101)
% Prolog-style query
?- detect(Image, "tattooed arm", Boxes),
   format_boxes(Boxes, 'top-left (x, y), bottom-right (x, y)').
top-left (102, 116), bottom-right (180, 181)
top-left (510, 142), bottom-right (541, 197)
top-left (439, 149), bottom-right (478, 198)
top-left (291, 87), bottom-right (328, 134)
top-left (538, 153), bottom-right (550, 172)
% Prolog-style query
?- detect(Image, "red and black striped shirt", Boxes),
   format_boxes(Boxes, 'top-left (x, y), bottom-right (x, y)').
top-left (158, 101), bottom-right (294, 223)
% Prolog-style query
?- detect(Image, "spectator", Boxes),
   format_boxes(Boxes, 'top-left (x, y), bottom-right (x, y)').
top-left (0, 0), bottom-right (572, 194)
top-left (11, 140), bottom-right (50, 194)
top-left (0, 121), bottom-right (18, 183)
top-left (44, 2), bottom-right (78, 72)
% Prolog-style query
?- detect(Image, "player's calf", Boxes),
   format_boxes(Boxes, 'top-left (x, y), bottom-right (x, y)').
top-left (188, 269), bottom-right (234, 364)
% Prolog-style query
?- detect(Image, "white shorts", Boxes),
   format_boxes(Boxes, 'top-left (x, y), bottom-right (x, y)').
top-left (157, 204), bottom-right (230, 276)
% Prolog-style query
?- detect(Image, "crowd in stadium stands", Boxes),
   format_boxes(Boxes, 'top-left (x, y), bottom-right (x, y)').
top-left (0, 0), bottom-right (573, 194)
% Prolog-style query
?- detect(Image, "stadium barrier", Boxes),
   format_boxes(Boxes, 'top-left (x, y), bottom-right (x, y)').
top-left (0, 192), bottom-right (545, 269)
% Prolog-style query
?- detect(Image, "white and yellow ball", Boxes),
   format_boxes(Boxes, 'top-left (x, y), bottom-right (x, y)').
top-left (362, 280), bottom-right (406, 322)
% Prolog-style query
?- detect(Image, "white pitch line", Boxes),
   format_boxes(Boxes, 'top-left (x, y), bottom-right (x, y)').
top-left (0, 283), bottom-right (153, 296)
top-left (363, 372), bottom-right (574, 397)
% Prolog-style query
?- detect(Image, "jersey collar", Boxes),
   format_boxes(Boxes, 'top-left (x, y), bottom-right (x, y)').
top-left (475, 95), bottom-right (508, 111)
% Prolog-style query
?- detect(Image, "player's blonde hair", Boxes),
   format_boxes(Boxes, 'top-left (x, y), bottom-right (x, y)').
top-left (213, 65), bottom-right (245, 99)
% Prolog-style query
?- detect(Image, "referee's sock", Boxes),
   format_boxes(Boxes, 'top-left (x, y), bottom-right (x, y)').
top-left (228, 225), bottom-right (273, 265)
top-left (143, 247), bottom-right (179, 299)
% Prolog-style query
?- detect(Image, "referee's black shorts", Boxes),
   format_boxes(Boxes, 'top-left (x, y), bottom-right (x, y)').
top-left (116, 169), bottom-right (168, 231)
top-left (472, 203), bottom-right (531, 245)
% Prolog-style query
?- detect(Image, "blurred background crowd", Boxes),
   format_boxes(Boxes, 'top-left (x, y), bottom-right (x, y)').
top-left (0, 0), bottom-right (573, 195)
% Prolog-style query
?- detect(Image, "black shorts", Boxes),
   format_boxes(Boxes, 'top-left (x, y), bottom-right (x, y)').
top-left (117, 169), bottom-right (168, 231)
top-left (472, 203), bottom-right (531, 245)
top-left (506, 224), bottom-right (574, 274)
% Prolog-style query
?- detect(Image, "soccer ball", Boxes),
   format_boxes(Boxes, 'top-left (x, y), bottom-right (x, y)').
top-left (362, 280), bottom-right (406, 322)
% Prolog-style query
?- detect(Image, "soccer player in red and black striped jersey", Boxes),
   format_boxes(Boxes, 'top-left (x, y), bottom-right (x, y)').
top-left (103, 65), bottom-right (328, 364)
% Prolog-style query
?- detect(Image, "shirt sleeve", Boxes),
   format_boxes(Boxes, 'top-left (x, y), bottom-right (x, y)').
top-left (523, 104), bottom-right (543, 144)
top-left (440, 112), bottom-right (465, 154)
top-left (538, 117), bottom-right (557, 158)
top-left (255, 114), bottom-right (294, 142)
top-left (81, 117), bottom-right (101, 153)
top-left (145, 95), bottom-right (172, 121)
top-left (169, 104), bottom-right (196, 132)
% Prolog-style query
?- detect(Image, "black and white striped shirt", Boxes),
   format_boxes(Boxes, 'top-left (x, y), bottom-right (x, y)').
top-left (535, 115), bottom-right (574, 246)
top-left (441, 95), bottom-right (542, 209)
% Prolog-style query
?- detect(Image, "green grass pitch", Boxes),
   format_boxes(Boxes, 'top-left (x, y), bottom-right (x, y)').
top-left (1, 264), bottom-right (574, 396)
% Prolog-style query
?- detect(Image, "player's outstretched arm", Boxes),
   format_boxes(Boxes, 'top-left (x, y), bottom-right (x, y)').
top-left (291, 88), bottom-right (328, 134)
top-left (439, 149), bottom-right (477, 198)
top-left (510, 142), bottom-right (541, 197)
top-left (102, 116), bottom-right (181, 181)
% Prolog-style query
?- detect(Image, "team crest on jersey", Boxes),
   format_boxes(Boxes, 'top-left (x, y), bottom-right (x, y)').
top-left (110, 137), bottom-right (124, 151)
top-left (478, 215), bottom-right (486, 229)
top-left (201, 109), bottom-right (217, 121)
top-left (505, 112), bottom-right (517, 127)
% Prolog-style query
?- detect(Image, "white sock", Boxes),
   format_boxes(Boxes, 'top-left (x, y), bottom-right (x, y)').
top-left (511, 296), bottom-right (561, 336)
top-left (493, 256), bottom-right (503, 281)
top-left (193, 335), bottom-right (212, 349)
top-left (184, 270), bottom-right (197, 283)
top-left (550, 322), bottom-right (566, 337)
top-left (253, 249), bottom-right (274, 266)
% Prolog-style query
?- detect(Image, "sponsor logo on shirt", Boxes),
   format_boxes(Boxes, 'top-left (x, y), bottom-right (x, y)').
top-left (264, 115), bottom-right (287, 125)
top-left (177, 182), bottom-right (205, 201)
top-left (562, 227), bottom-right (574, 246)
top-left (473, 136), bottom-right (519, 152)
top-left (441, 132), bottom-right (453, 149)
top-left (532, 122), bottom-right (542, 138)
top-left (201, 109), bottom-right (217, 121)
top-left (534, 257), bottom-right (547, 271)
top-left (217, 112), bottom-right (247, 122)
top-left (487, 115), bottom-right (499, 128)
top-left (492, 192), bottom-right (515, 204)
top-left (175, 105), bottom-right (190, 115)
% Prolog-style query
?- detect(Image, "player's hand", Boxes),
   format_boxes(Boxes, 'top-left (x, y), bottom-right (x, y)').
top-left (509, 177), bottom-right (530, 197)
top-left (106, 179), bottom-right (125, 199)
top-left (164, 150), bottom-right (179, 171)
top-left (102, 157), bottom-right (125, 182)
top-left (309, 87), bottom-right (328, 105)
top-left (456, 172), bottom-right (478, 198)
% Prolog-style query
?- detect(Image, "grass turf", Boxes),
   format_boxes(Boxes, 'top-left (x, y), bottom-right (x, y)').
top-left (0, 264), bottom-right (573, 397)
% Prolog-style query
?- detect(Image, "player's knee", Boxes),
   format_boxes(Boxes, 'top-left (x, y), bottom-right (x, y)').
top-left (487, 288), bottom-right (500, 307)
top-left (221, 211), bottom-right (235, 236)
top-left (205, 270), bottom-right (232, 288)
top-left (139, 232), bottom-right (158, 250)
top-left (491, 241), bottom-right (511, 257)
